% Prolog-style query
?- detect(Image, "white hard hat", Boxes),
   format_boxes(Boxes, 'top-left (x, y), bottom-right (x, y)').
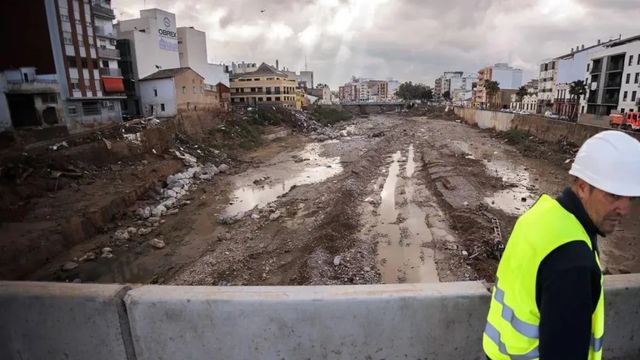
top-left (570, 130), bottom-right (640, 196)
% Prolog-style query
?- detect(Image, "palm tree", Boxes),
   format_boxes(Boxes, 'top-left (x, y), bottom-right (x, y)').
top-left (569, 80), bottom-right (587, 121)
top-left (484, 80), bottom-right (500, 110)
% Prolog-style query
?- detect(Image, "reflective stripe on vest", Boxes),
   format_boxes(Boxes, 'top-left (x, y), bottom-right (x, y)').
top-left (484, 279), bottom-right (604, 357)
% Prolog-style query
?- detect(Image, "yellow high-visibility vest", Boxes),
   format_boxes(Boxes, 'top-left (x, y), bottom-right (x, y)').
top-left (483, 194), bottom-right (604, 360)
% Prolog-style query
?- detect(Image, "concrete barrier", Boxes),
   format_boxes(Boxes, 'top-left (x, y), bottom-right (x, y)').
top-left (124, 281), bottom-right (490, 360)
top-left (454, 107), bottom-right (640, 146)
top-left (0, 282), bottom-right (134, 360)
top-left (454, 108), bottom-right (514, 131)
top-left (1, 275), bottom-right (640, 359)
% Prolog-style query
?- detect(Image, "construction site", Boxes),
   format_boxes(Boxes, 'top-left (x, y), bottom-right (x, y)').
top-left (2, 106), bottom-right (640, 359)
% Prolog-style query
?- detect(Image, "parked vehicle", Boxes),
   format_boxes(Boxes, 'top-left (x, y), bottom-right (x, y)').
top-left (544, 111), bottom-right (560, 119)
top-left (624, 112), bottom-right (640, 131)
top-left (609, 112), bottom-right (640, 130)
top-left (609, 113), bottom-right (626, 129)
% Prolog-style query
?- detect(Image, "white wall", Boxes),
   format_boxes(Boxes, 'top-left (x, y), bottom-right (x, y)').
top-left (139, 78), bottom-right (177, 117)
top-left (177, 27), bottom-right (230, 87)
top-left (117, 9), bottom-right (179, 81)
top-left (619, 43), bottom-right (640, 113)
top-left (493, 67), bottom-right (523, 89)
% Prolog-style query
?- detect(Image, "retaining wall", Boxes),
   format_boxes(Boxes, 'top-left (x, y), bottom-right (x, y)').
top-left (454, 107), bottom-right (640, 146)
top-left (1, 275), bottom-right (640, 359)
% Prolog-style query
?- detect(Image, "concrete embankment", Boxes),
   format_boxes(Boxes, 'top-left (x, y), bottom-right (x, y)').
top-left (1, 275), bottom-right (640, 359)
top-left (453, 108), bottom-right (640, 145)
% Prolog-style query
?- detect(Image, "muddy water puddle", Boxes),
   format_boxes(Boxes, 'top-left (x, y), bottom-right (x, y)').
top-left (222, 143), bottom-right (343, 217)
top-left (367, 144), bottom-right (440, 283)
top-left (484, 159), bottom-right (535, 216)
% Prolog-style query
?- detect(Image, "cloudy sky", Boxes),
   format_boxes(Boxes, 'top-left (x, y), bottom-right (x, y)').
top-left (112, 0), bottom-right (640, 88)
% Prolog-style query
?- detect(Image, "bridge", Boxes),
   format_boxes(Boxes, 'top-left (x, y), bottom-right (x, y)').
top-left (319, 102), bottom-right (405, 115)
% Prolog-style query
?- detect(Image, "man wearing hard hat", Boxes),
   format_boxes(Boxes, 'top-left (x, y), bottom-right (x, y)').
top-left (483, 131), bottom-right (640, 360)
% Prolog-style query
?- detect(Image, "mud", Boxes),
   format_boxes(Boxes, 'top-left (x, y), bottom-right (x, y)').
top-left (5, 109), bottom-right (640, 285)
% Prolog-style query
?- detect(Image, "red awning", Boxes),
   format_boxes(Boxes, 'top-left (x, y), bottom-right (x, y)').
top-left (102, 77), bottom-right (125, 93)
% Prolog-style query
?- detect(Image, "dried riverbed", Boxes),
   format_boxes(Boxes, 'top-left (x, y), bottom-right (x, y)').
top-left (26, 114), bottom-right (640, 285)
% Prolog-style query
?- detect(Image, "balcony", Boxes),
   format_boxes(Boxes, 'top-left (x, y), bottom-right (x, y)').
top-left (6, 79), bottom-right (59, 94)
top-left (99, 68), bottom-right (122, 77)
top-left (92, 3), bottom-right (115, 19)
top-left (98, 47), bottom-right (120, 60)
top-left (95, 26), bottom-right (116, 39)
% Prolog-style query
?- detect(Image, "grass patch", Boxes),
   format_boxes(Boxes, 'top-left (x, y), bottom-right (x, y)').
top-left (497, 129), bottom-right (529, 144)
top-left (312, 107), bottom-right (353, 126)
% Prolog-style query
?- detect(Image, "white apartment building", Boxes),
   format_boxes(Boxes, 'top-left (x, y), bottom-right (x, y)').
top-left (116, 8), bottom-right (181, 115)
top-left (581, 35), bottom-right (640, 115)
top-left (177, 27), bottom-right (228, 87)
top-left (491, 63), bottom-right (523, 90)
top-left (538, 39), bottom-right (617, 115)
top-left (230, 62), bottom-right (258, 74)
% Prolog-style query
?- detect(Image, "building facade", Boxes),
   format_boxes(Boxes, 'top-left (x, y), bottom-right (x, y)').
top-left (229, 63), bottom-right (296, 108)
top-left (581, 35), bottom-right (640, 116)
top-left (0, 0), bottom-right (124, 131)
top-left (139, 67), bottom-right (219, 117)
top-left (177, 26), bottom-right (229, 87)
top-left (472, 64), bottom-right (522, 108)
top-left (115, 8), bottom-right (181, 116)
top-left (537, 40), bottom-right (616, 115)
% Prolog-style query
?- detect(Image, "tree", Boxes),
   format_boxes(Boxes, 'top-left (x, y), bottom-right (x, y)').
top-left (569, 80), bottom-right (587, 121)
top-left (396, 81), bottom-right (432, 102)
top-left (443, 90), bottom-right (451, 100)
top-left (484, 80), bottom-right (500, 109)
top-left (516, 86), bottom-right (528, 102)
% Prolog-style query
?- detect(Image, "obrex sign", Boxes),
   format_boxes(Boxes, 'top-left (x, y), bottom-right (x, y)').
top-left (158, 29), bottom-right (176, 39)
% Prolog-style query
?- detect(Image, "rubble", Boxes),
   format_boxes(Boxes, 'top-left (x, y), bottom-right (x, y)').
top-left (149, 238), bottom-right (166, 249)
top-left (79, 252), bottom-right (96, 262)
top-left (101, 247), bottom-right (114, 259)
top-left (114, 229), bottom-right (130, 241)
top-left (269, 211), bottom-right (282, 221)
top-left (62, 261), bottom-right (78, 271)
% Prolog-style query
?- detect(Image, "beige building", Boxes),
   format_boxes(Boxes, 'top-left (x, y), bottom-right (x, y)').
top-left (229, 63), bottom-right (296, 108)
top-left (139, 67), bottom-right (220, 117)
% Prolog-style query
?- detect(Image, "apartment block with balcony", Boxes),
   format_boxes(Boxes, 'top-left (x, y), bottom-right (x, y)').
top-left (229, 63), bottom-right (297, 108)
top-left (92, 0), bottom-right (125, 111)
top-left (0, 0), bottom-right (122, 132)
top-left (581, 35), bottom-right (640, 116)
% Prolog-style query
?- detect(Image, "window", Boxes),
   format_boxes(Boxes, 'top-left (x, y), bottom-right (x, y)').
top-left (636, 73), bottom-right (639, 84)
top-left (92, 59), bottom-right (98, 68)
top-left (626, 73), bottom-right (631, 84)
top-left (153, 88), bottom-right (158, 97)
top-left (42, 94), bottom-right (57, 104)
top-left (254, 78), bottom-right (260, 81)
top-left (633, 91), bottom-right (637, 102)
top-left (193, 86), bottom-right (196, 94)
top-left (266, 97), bottom-right (272, 101)
top-left (63, 31), bottom-right (72, 44)
top-left (82, 101), bottom-right (100, 116)
top-left (623, 91), bottom-right (628, 101)
top-left (71, 79), bottom-right (80, 90)
top-left (182, 86), bottom-right (186, 94)
top-left (275, 97), bottom-right (281, 101)
top-left (258, 97), bottom-right (263, 102)
top-left (586, 63), bottom-right (590, 72)
top-left (68, 105), bottom-right (78, 115)
top-left (61, 14), bottom-right (69, 22)
top-left (630, 55), bottom-right (634, 66)
top-left (102, 60), bottom-right (109, 67)
top-left (621, 108), bottom-right (625, 113)
top-left (67, 56), bottom-right (76, 67)
top-left (160, 103), bottom-right (165, 111)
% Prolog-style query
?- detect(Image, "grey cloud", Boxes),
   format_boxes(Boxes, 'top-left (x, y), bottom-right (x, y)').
top-left (112, 0), bottom-right (640, 88)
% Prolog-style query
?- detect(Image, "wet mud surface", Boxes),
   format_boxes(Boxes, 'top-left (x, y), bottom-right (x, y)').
top-left (19, 115), bottom-right (640, 285)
